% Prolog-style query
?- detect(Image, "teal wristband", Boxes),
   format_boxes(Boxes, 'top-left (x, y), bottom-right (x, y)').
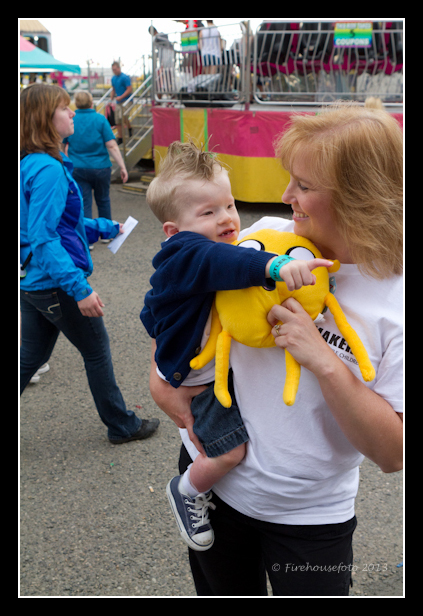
top-left (269, 255), bottom-right (295, 282)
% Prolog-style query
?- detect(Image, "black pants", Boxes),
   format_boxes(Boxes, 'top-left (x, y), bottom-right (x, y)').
top-left (179, 445), bottom-right (356, 597)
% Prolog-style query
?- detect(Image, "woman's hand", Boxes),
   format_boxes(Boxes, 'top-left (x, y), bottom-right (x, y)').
top-left (105, 139), bottom-right (128, 184)
top-left (267, 297), bottom-right (335, 377)
top-left (268, 298), bottom-right (403, 472)
top-left (77, 291), bottom-right (105, 317)
top-left (120, 167), bottom-right (128, 183)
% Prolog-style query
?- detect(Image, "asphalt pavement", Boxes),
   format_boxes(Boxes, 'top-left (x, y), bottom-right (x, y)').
top-left (19, 181), bottom-right (403, 597)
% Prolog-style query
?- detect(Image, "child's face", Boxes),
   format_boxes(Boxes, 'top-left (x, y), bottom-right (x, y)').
top-left (169, 168), bottom-right (240, 243)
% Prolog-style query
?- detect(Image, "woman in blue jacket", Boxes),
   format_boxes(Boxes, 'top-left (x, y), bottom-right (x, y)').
top-left (20, 83), bottom-right (159, 444)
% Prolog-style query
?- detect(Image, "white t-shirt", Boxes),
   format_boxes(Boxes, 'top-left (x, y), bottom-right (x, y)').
top-left (200, 27), bottom-right (221, 59)
top-left (181, 216), bottom-right (403, 525)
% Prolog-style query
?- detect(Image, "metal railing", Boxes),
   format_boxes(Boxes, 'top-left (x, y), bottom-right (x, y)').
top-left (253, 20), bottom-right (403, 105)
top-left (92, 73), bottom-right (154, 176)
top-left (94, 86), bottom-right (114, 116)
top-left (152, 22), bottom-right (251, 106)
top-left (120, 75), bottom-right (153, 166)
top-left (151, 19), bottom-right (403, 107)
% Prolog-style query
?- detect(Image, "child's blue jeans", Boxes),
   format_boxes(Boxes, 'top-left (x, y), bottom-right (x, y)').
top-left (190, 370), bottom-right (249, 458)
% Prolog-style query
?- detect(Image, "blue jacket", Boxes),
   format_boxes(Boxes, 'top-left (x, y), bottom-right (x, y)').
top-left (140, 231), bottom-right (276, 388)
top-left (20, 152), bottom-right (119, 301)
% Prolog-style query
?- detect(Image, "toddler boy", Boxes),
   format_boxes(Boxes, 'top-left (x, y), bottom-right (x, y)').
top-left (141, 141), bottom-right (333, 551)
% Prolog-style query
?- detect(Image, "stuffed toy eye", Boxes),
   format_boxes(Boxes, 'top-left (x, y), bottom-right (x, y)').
top-left (237, 239), bottom-right (265, 251)
top-left (286, 246), bottom-right (316, 261)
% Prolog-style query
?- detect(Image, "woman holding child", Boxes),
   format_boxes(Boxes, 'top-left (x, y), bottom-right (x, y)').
top-left (149, 101), bottom-right (403, 596)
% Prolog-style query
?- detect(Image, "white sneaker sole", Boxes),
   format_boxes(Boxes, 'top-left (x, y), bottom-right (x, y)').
top-left (166, 480), bottom-right (214, 552)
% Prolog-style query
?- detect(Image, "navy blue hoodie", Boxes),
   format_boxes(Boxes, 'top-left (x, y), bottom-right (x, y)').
top-left (141, 231), bottom-right (276, 387)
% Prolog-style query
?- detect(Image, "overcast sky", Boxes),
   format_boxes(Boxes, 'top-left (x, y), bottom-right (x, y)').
top-left (21, 18), bottom-right (267, 72)
top-left (22, 18), bottom-right (395, 74)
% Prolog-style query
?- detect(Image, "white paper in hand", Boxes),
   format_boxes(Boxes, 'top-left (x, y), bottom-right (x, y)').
top-left (108, 216), bottom-right (139, 254)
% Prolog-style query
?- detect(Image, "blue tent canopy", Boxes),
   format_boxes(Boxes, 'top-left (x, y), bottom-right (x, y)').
top-left (20, 37), bottom-right (80, 74)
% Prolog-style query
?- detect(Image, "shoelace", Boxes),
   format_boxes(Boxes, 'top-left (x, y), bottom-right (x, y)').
top-left (186, 492), bottom-right (216, 529)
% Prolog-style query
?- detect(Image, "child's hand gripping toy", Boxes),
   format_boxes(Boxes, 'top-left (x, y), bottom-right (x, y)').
top-left (190, 229), bottom-right (376, 408)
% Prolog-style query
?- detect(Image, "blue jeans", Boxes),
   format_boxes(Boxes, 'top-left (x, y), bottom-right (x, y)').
top-left (72, 167), bottom-right (112, 219)
top-left (20, 288), bottom-right (141, 440)
top-left (191, 371), bottom-right (249, 458)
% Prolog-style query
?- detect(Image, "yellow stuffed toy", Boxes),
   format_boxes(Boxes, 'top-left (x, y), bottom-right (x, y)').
top-left (190, 228), bottom-right (376, 408)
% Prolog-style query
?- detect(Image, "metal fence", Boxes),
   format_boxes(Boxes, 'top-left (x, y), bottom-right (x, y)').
top-left (152, 20), bottom-right (403, 107)
top-left (253, 20), bottom-right (403, 105)
top-left (152, 22), bottom-right (250, 106)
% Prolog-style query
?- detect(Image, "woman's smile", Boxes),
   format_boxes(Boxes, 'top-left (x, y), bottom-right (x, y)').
top-left (282, 155), bottom-right (352, 262)
top-left (292, 209), bottom-right (310, 220)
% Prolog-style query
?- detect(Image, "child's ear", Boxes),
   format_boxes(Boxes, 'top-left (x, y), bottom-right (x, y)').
top-left (163, 221), bottom-right (179, 238)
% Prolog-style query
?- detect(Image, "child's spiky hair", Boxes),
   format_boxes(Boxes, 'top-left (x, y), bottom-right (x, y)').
top-left (147, 140), bottom-right (223, 223)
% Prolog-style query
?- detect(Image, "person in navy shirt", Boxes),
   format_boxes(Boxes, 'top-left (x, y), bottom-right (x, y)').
top-left (111, 61), bottom-right (132, 144)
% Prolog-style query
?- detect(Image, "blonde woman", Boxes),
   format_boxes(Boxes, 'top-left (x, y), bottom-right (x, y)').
top-left (149, 101), bottom-right (403, 596)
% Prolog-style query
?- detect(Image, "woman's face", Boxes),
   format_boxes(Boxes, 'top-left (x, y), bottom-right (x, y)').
top-left (52, 102), bottom-right (75, 139)
top-left (282, 154), bottom-right (352, 263)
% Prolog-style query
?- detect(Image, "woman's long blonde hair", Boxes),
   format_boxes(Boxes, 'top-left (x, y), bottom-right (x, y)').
top-left (20, 83), bottom-right (71, 162)
top-left (275, 101), bottom-right (403, 279)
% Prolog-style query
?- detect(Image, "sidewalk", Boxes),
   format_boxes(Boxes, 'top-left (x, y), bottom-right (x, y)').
top-left (20, 185), bottom-right (403, 596)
